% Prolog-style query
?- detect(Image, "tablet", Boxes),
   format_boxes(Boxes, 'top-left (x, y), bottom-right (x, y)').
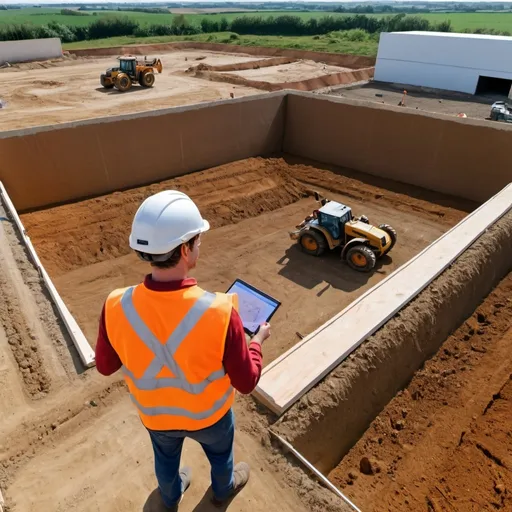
top-left (226, 279), bottom-right (281, 336)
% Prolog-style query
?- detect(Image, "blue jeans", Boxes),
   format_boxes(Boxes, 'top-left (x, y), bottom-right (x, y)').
top-left (147, 409), bottom-right (235, 507)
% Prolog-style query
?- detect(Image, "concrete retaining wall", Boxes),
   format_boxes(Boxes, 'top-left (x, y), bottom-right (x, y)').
top-left (0, 93), bottom-right (285, 211)
top-left (0, 38), bottom-right (62, 65)
top-left (283, 93), bottom-right (512, 203)
top-left (2, 91), bottom-right (512, 211)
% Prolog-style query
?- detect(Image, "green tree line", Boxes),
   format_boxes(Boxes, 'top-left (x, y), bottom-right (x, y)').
top-left (0, 13), bottom-right (510, 44)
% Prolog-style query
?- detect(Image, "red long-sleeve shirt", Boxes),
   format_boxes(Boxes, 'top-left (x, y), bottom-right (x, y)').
top-left (95, 276), bottom-right (263, 395)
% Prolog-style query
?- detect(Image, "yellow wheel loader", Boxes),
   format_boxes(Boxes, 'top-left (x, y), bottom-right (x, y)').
top-left (100, 56), bottom-right (163, 92)
top-left (289, 192), bottom-right (397, 272)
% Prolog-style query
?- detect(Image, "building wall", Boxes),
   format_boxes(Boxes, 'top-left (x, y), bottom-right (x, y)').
top-left (375, 32), bottom-right (512, 94)
top-left (0, 38), bottom-right (62, 65)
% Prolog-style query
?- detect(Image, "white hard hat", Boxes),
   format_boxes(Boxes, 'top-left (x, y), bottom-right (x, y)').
top-left (129, 190), bottom-right (209, 257)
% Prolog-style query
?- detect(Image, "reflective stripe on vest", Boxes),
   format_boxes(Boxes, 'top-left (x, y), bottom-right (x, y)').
top-left (119, 286), bottom-right (233, 417)
top-left (129, 385), bottom-right (234, 420)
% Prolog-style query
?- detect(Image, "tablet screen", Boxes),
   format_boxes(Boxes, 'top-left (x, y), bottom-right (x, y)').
top-left (226, 279), bottom-right (280, 335)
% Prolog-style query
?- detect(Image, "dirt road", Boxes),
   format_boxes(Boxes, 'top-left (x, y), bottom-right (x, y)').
top-left (330, 272), bottom-right (512, 512)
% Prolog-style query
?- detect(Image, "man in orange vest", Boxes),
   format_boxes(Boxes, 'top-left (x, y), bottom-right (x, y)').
top-left (95, 190), bottom-right (271, 511)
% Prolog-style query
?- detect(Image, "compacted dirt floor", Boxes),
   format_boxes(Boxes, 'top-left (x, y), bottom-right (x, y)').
top-left (0, 50), bottom-right (265, 131)
top-left (330, 271), bottom-right (512, 512)
top-left (0, 49), bottom-right (359, 131)
top-left (1, 156), bottom-right (475, 511)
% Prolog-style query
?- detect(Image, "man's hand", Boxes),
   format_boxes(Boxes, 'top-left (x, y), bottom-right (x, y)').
top-left (253, 322), bottom-right (271, 346)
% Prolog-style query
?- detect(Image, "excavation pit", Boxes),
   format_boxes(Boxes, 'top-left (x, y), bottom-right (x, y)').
top-left (0, 91), bottom-right (511, 512)
top-left (20, 156), bottom-right (469, 365)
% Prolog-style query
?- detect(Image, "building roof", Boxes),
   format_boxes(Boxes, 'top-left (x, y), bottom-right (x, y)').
top-left (389, 31), bottom-right (512, 42)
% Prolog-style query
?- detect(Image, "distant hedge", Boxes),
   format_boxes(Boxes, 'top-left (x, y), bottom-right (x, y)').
top-left (60, 9), bottom-right (89, 17)
top-left (0, 15), bottom-right (200, 43)
top-left (0, 13), bottom-right (509, 44)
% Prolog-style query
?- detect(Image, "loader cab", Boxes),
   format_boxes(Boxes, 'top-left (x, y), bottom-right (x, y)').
top-left (119, 57), bottom-right (137, 76)
top-left (316, 201), bottom-right (352, 241)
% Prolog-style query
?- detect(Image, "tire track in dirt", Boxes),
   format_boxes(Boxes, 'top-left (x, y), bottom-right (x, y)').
top-left (0, 222), bottom-right (51, 399)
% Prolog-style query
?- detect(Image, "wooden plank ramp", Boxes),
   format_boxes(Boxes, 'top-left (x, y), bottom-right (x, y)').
top-left (253, 183), bottom-right (512, 416)
top-left (0, 182), bottom-right (95, 368)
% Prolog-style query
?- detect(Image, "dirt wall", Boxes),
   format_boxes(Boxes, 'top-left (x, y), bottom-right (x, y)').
top-left (191, 56), bottom-right (296, 72)
top-left (274, 210), bottom-right (512, 475)
top-left (283, 93), bottom-right (512, 203)
top-left (67, 42), bottom-right (375, 69)
top-left (193, 67), bottom-right (374, 92)
top-left (0, 93), bottom-right (285, 212)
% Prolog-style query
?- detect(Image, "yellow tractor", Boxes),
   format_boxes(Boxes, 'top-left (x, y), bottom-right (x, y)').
top-left (100, 56), bottom-right (163, 92)
top-left (289, 192), bottom-right (397, 272)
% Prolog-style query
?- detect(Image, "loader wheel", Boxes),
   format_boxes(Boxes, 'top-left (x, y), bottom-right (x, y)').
top-left (141, 72), bottom-right (155, 88)
top-left (115, 74), bottom-right (132, 92)
top-left (345, 244), bottom-right (376, 272)
top-left (299, 230), bottom-right (326, 256)
top-left (379, 224), bottom-right (398, 254)
top-left (100, 74), bottom-right (114, 89)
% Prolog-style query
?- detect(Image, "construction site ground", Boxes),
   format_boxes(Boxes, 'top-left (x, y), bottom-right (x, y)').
top-left (330, 271), bottom-right (512, 512)
top-left (327, 82), bottom-right (503, 121)
top-left (0, 50), bottom-right (261, 131)
top-left (0, 155), bottom-right (474, 512)
top-left (222, 61), bottom-right (351, 83)
top-left (0, 49), bottom-right (357, 132)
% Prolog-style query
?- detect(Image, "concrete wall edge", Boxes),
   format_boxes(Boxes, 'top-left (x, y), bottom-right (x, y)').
top-left (0, 90), bottom-right (288, 139)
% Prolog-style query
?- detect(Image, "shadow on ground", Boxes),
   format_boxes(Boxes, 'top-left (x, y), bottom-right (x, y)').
top-left (95, 86), bottom-right (149, 95)
top-left (143, 487), bottom-right (239, 512)
top-left (277, 244), bottom-right (391, 292)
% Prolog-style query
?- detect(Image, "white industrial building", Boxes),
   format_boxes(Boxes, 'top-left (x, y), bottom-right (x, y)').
top-left (374, 32), bottom-right (512, 95)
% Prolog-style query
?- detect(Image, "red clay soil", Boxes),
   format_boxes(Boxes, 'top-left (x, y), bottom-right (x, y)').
top-left (21, 158), bottom-right (305, 276)
top-left (330, 272), bottom-right (512, 512)
top-left (20, 157), bottom-right (471, 278)
top-left (67, 42), bottom-right (376, 68)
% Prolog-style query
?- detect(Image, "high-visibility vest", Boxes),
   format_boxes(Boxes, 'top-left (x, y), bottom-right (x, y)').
top-left (104, 283), bottom-right (236, 431)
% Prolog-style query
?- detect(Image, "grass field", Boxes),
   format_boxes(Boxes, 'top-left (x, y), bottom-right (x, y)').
top-left (62, 31), bottom-right (379, 57)
top-left (2, 8), bottom-right (512, 57)
top-left (2, 8), bottom-right (512, 33)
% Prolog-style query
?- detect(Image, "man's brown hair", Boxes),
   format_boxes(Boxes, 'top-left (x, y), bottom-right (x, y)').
top-left (151, 235), bottom-right (199, 269)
